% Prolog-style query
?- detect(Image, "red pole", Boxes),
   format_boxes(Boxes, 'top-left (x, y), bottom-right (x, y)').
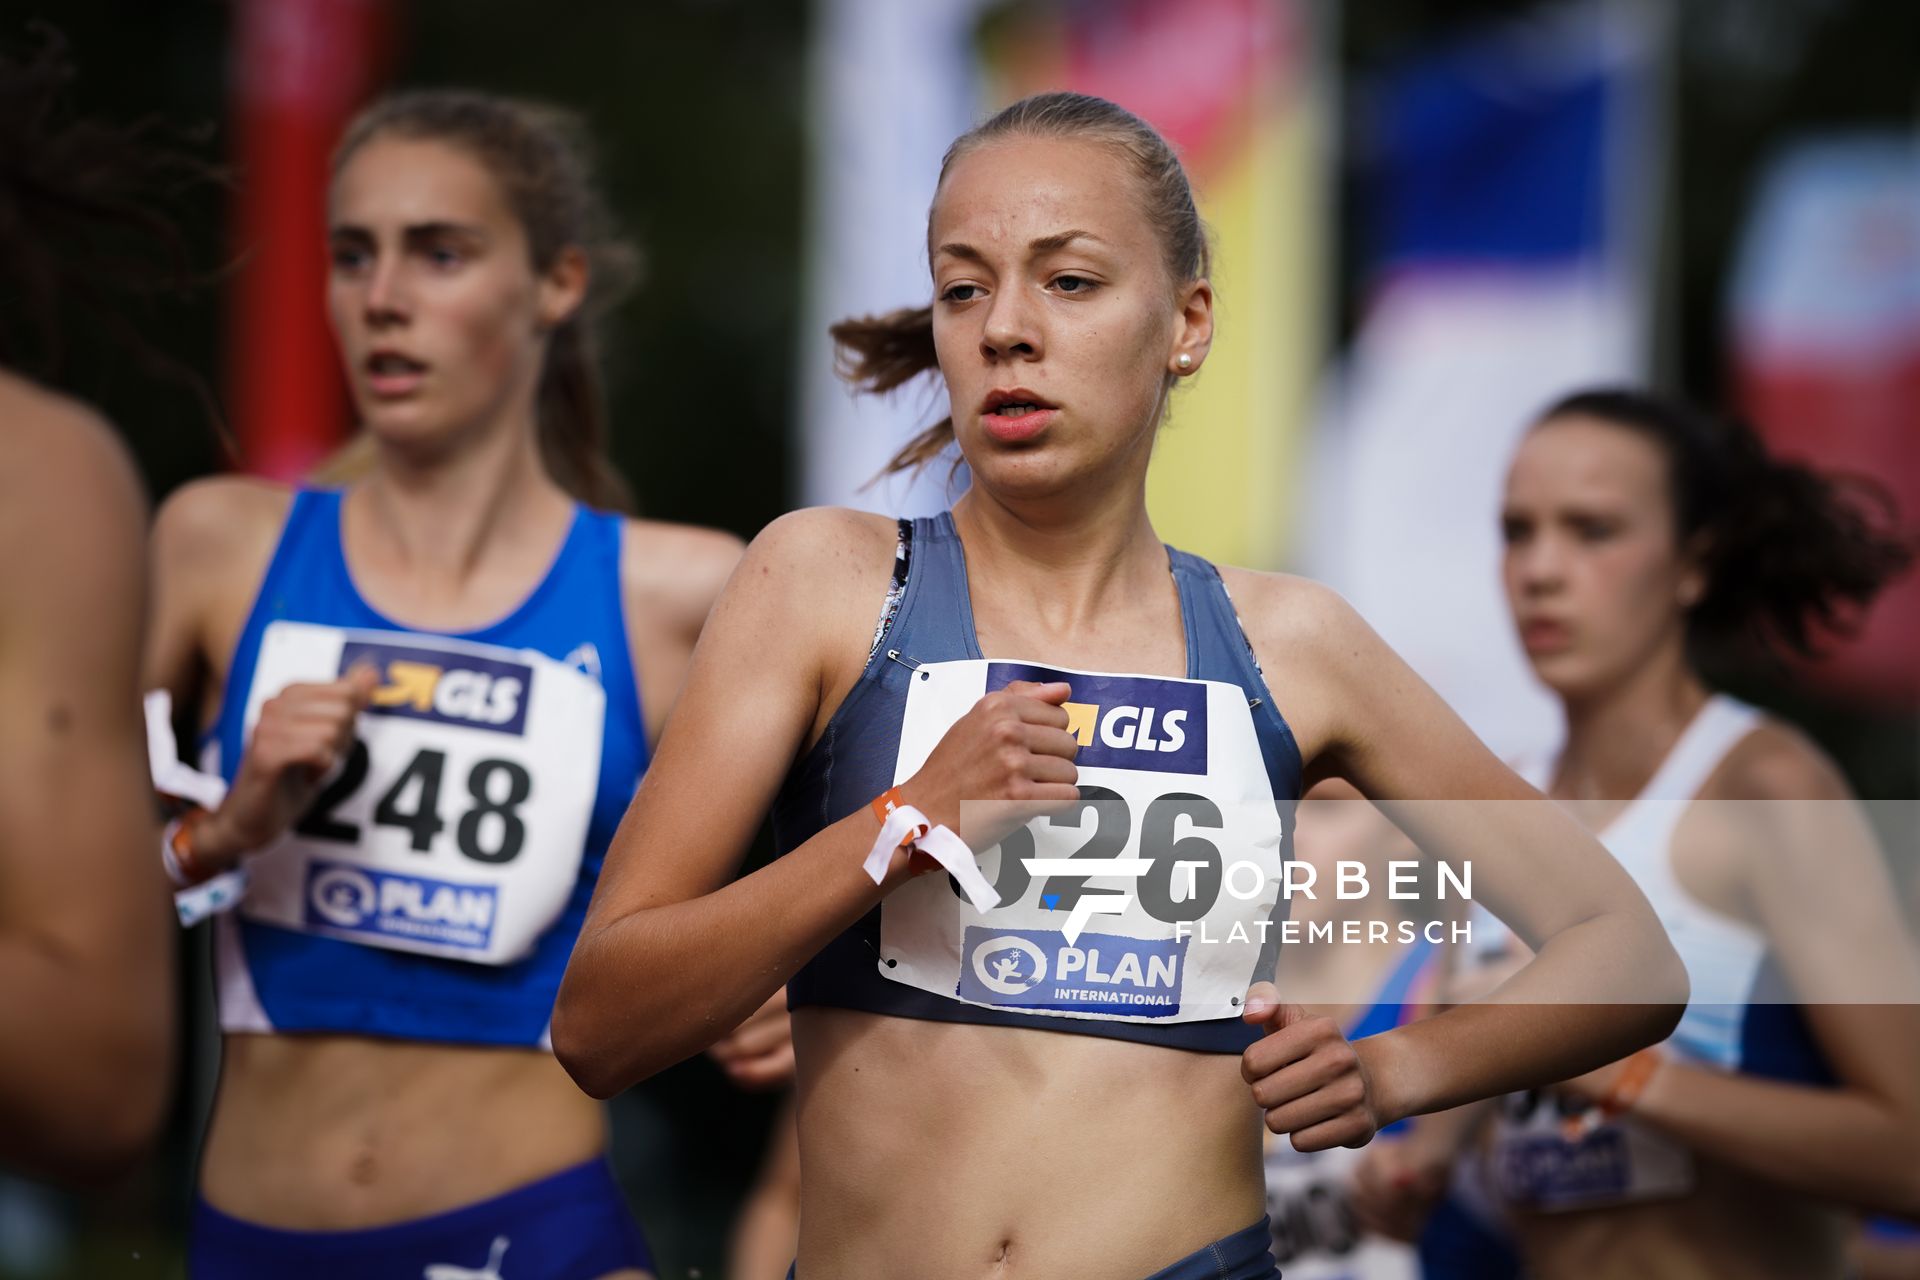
top-left (226, 0), bottom-right (390, 480)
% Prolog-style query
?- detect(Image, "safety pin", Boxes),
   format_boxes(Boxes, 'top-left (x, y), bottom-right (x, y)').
top-left (1247, 697), bottom-right (1264, 710)
top-left (886, 650), bottom-right (923, 671)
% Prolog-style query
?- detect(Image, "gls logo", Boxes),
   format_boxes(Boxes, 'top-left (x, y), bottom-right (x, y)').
top-left (306, 860), bottom-right (498, 952)
top-left (985, 663), bottom-right (1207, 775)
top-left (340, 640), bottom-right (532, 736)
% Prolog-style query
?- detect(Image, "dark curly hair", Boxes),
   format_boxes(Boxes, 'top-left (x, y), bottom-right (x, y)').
top-left (0, 25), bottom-right (223, 417)
top-left (1535, 387), bottom-right (1914, 664)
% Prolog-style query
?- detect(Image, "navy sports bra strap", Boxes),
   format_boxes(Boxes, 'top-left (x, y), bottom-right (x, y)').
top-left (1167, 546), bottom-right (1303, 804)
top-left (902, 511), bottom-right (983, 661)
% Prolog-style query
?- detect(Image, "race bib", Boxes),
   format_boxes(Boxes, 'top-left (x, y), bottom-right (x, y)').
top-left (237, 622), bottom-right (606, 966)
top-left (1489, 1089), bottom-right (1695, 1210)
top-left (878, 659), bottom-right (1288, 1024)
top-left (1264, 1137), bottom-right (1419, 1280)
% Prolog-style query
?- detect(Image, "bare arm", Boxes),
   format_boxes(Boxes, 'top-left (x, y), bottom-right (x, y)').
top-left (0, 391), bottom-right (173, 1181)
top-left (1591, 740), bottom-right (1920, 1216)
top-left (552, 509), bottom-right (1081, 1097)
top-left (144, 478), bottom-right (376, 879)
top-left (1229, 574), bottom-right (1686, 1142)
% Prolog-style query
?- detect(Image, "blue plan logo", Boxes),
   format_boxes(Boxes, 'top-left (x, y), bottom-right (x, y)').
top-left (956, 925), bottom-right (1186, 1017)
top-left (305, 860), bottom-right (498, 952)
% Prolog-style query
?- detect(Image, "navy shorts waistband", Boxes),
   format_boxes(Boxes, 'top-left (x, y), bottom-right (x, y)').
top-left (189, 1156), bottom-right (652, 1279)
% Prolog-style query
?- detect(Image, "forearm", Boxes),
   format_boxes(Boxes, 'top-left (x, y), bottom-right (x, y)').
top-left (555, 809), bottom-right (885, 1097)
top-left (1630, 1057), bottom-right (1920, 1217)
top-left (0, 933), bottom-right (173, 1181)
top-left (1361, 910), bottom-right (1685, 1122)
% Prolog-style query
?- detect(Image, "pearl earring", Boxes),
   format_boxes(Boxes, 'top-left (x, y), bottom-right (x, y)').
top-left (1176, 353), bottom-right (1193, 371)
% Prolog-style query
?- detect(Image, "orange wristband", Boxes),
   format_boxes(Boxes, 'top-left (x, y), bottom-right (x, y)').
top-left (162, 806), bottom-right (211, 886)
top-left (1600, 1048), bottom-right (1663, 1118)
top-left (870, 786), bottom-right (910, 827)
top-left (1561, 1048), bottom-right (1663, 1141)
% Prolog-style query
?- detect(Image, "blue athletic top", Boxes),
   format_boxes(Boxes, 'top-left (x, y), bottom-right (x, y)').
top-left (778, 511), bottom-right (1302, 1053)
top-left (208, 488), bottom-right (647, 1047)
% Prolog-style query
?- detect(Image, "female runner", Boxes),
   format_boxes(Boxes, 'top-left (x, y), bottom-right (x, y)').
top-left (556, 93), bottom-right (1685, 1280)
top-left (147, 91), bottom-right (739, 1277)
top-left (1478, 388), bottom-right (1920, 1279)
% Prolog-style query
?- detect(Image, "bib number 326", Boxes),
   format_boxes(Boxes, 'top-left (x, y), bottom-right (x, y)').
top-left (881, 658), bottom-right (1289, 1026)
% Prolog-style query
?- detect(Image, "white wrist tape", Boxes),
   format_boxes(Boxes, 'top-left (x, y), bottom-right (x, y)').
top-left (861, 803), bottom-right (1000, 913)
top-left (145, 690), bottom-right (250, 925)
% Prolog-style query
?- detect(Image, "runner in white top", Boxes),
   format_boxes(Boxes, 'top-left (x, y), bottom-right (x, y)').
top-left (1375, 388), bottom-right (1920, 1280)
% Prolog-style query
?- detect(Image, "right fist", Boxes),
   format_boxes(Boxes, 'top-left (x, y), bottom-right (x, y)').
top-left (901, 679), bottom-right (1080, 840)
top-left (197, 666), bottom-right (380, 867)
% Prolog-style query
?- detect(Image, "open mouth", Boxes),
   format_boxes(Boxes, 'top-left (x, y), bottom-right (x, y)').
top-left (367, 352), bottom-right (427, 376)
top-left (981, 388), bottom-right (1058, 416)
top-left (364, 351), bottom-right (428, 397)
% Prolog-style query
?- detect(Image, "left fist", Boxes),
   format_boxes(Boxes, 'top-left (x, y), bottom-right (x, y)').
top-left (1241, 982), bottom-right (1381, 1152)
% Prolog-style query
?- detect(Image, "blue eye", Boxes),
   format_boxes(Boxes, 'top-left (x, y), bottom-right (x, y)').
top-left (1053, 274), bottom-right (1095, 294)
top-left (330, 246), bottom-right (370, 272)
top-left (940, 283), bottom-right (981, 303)
top-left (427, 246), bottom-right (465, 269)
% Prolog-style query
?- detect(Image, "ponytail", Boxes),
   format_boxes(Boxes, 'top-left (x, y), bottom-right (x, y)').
top-left (1537, 388), bottom-right (1915, 662)
top-left (828, 304), bottom-right (954, 478)
top-left (536, 315), bottom-right (630, 511)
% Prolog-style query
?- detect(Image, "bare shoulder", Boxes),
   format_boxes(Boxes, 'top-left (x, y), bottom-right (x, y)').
top-left (735, 506), bottom-right (899, 601)
top-left (1214, 565), bottom-right (1373, 662)
top-left (748, 505), bottom-right (898, 565)
top-left (1709, 713), bottom-right (1853, 803)
top-left (619, 517), bottom-right (747, 632)
top-left (151, 473), bottom-right (292, 583)
top-left (0, 375), bottom-right (145, 543)
top-left (718, 507), bottom-right (900, 653)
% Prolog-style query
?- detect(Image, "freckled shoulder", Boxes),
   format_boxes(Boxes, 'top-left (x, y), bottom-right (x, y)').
top-left (729, 507), bottom-right (903, 669)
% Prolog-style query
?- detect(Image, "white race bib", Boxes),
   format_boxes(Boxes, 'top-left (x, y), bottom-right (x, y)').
top-left (1264, 1137), bottom-right (1419, 1280)
top-left (237, 622), bottom-right (606, 966)
top-left (1489, 1089), bottom-right (1695, 1210)
top-left (878, 659), bottom-right (1288, 1024)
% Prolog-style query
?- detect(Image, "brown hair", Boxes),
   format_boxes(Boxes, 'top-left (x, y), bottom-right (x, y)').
top-left (831, 91), bottom-right (1211, 477)
top-left (325, 89), bottom-right (639, 510)
top-left (1536, 388), bottom-right (1914, 664)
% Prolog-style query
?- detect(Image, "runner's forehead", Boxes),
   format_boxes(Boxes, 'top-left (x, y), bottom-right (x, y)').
top-left (930, 136), bottom-right (1157, 264)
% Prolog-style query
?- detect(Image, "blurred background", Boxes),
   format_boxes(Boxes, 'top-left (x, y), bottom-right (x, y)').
top-left (1, 0), bottom-right (1914, 1275)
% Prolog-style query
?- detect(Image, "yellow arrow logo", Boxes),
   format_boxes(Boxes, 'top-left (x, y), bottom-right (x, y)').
top-left (1062, 701), bottom-right (1098, 747)
top-left (373, 660), bottom-right (440, 711)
